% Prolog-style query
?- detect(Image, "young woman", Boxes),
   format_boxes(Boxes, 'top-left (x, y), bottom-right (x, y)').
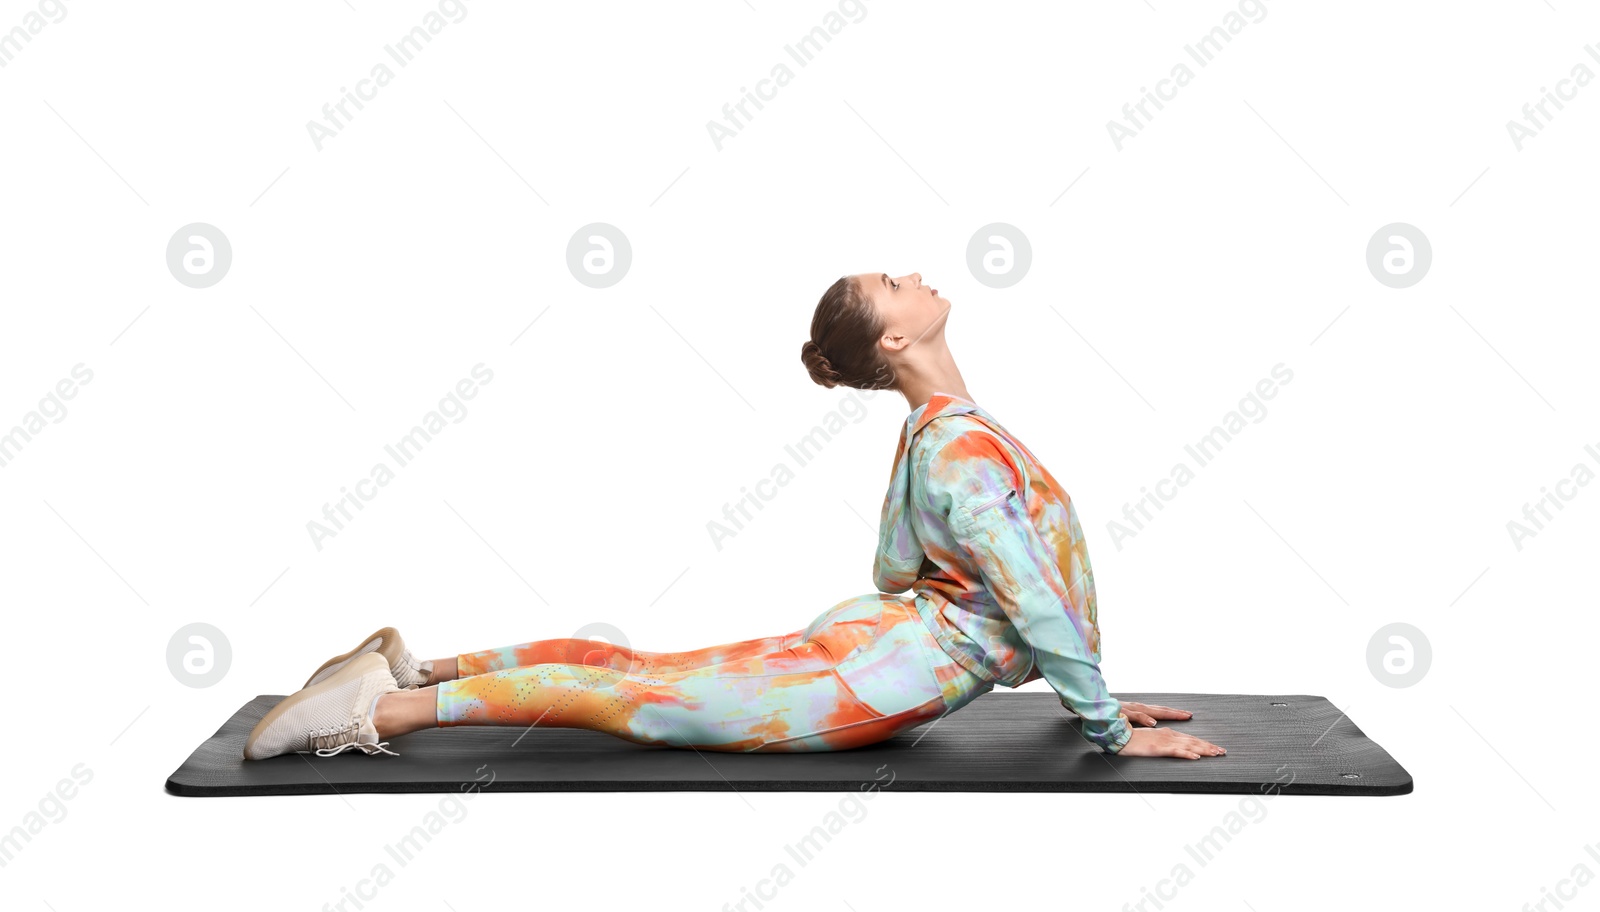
top-left (243, 272), bottom-right (1226, 762)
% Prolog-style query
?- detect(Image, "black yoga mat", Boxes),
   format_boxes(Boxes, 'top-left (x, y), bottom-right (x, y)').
top-left (165, 691), bottom-right (1411, 797)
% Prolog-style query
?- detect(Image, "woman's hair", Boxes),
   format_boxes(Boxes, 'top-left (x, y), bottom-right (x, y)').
top-left (800, 275), bottom-right (897, 391)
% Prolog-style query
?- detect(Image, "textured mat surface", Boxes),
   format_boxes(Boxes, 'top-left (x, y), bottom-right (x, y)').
top-left (166, 691), bottom-right (1411, 797)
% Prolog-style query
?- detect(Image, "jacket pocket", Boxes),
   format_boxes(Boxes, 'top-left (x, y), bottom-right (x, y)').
top-left (970, 489), bottom-right (1015, 517)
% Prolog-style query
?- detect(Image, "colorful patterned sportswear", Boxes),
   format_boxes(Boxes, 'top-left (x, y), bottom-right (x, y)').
top-left (432, 391), bottom-right (1127, 753)
top-left (875, 392), bottom-right (1130, 752)
top-left (434, 593), bottom-right (993, 752)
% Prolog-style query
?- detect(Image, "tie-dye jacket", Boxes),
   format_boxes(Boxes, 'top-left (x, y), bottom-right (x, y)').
top-left (873, 392), bottom-right (1131, 753)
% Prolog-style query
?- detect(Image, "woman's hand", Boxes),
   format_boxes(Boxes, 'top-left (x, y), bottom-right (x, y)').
top-left (1117, 726), bottom-right (1226, 759)
top-left (1120, 701), bottom-right (1194, 727)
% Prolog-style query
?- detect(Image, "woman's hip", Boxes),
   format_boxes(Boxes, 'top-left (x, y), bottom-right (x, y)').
top-left (805, 593), bottom-right (993, 721)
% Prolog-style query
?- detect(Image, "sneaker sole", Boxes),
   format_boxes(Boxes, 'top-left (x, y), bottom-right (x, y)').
top-left (303, 626), bottom-right (404, 690)
top-left (246, 651), bottom-right (388, 761)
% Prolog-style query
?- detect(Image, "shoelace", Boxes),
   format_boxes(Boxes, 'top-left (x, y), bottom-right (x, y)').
top-left (309, 723), bottom-right (400, 757)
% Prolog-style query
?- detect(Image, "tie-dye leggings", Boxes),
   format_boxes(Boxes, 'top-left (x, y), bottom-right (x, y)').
top-left (434, 593), bottom-right (994, 752)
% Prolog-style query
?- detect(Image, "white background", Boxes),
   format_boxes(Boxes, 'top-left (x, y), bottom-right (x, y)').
top-left (2, 1), bottom-right (1596, 909)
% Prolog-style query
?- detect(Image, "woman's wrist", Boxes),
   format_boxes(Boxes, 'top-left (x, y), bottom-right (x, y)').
top-left (1103, 713), bottom-right (1133, 754)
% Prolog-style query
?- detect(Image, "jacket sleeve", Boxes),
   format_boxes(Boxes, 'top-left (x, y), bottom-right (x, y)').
top-left (923, 430), bottom-right (1132, 754)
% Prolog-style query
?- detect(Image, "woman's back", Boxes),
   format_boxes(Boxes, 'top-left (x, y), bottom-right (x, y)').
top-left (874, 392), bottom-right (1121, 749)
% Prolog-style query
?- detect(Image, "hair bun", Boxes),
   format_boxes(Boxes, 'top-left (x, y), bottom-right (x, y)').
top-left (800, 339), bottom-right (842, 388)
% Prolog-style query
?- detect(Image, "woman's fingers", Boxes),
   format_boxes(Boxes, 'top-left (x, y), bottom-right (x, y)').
top-left (1122, 701), bottom-right (1194, 721)
top-left (1170, 730), bottom-right (1225, 756)
top-left (1126, 710), bottom-right (1158, 726)
top-left (1119, 727), bottom-right (1226, 758)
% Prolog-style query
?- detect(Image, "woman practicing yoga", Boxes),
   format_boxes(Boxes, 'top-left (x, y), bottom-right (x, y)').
top-left (244, 272), bottom-right (1226, 761)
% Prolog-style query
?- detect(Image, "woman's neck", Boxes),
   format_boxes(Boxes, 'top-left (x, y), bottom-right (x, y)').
top-left (897, 348), bottom-right (972, 411)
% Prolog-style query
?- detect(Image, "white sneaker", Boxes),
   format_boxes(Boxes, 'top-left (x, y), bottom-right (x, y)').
top-left (303, 626), bottom-right (433, 690)
top-left (245, 652), bottom-right (403, 761)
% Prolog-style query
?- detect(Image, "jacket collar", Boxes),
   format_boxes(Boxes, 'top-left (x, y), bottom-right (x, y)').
top-left (890, 392), bottom-right (987, 494)
top-left (908, 392), bottom-right (979, 437)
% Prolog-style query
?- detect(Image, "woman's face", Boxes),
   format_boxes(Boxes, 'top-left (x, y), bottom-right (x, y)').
top-left (855, 271), bottom-right (949, 353)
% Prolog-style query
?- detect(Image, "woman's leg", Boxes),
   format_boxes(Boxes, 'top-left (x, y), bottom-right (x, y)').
top-left (377, 594), bottom-right (962, 752)
top-left (429, 625), bottom-right (806, 685)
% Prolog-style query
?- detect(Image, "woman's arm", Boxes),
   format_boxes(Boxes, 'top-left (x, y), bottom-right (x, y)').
top-left (924, 430), bottom-right (1131, 753)
top-left (926, 429), bottom-right (1227, 760)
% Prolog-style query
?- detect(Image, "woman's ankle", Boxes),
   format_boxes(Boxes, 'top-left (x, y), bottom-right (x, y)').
top-left (373, 688), bottom-right (437, 739)
top-left (424, 657), bottom-right (458, 686)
